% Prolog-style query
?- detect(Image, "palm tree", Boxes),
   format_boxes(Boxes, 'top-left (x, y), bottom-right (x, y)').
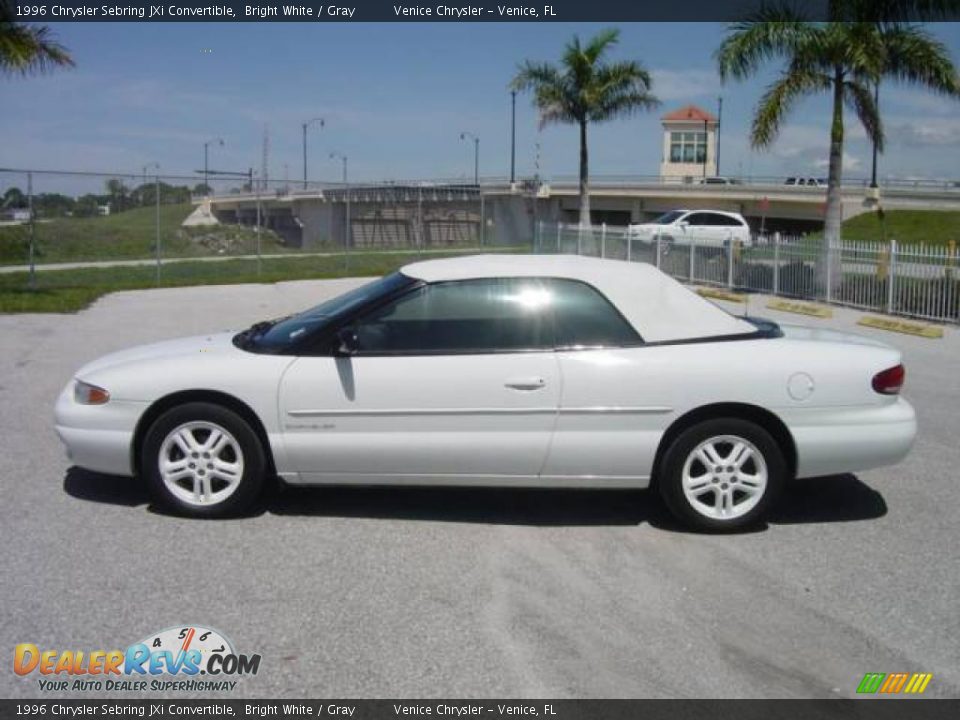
top-left (512, 28), bottom-right (659, 227)
top-left (0, 0), bottom-right (74, 76)
top-left (716, 1), bottom-right (959, 291)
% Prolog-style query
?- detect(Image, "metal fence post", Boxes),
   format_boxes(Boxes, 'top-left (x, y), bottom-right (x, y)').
top-left (825, 239), bottom-right (833, 303)
top-left (727, 232), bottom-right (735, 288)
top-left (655, 231), bottom-right (661, 269)
top-left (689, 237), bottom-right (696, 281)
top-left (27, 171), bottom-right (35, 290)
top-left (601, 222), bottom-right (606, 258)
top-left (773, 232), bottom-right (780, 295)
top-left (888, 239), bottom-right (897, 314)
top-left (155, 173), bottom-right (161, 284)
top-left (627, 234), bottom-right (633, 262)
top-left (255, 184), bottom-right (262, 276)
top-left (479, 191), bottom-right (485, 247)
top-left (577, 225), bottom-right (582, 255)
top-left (556, 223), bottom-right (561, 253)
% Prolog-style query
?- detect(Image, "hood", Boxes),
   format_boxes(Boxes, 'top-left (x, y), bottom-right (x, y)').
top-left (75, 331), bottom-right (240, 380)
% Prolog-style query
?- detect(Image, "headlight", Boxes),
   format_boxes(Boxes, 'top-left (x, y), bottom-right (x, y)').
top-left (74, 380), bottom-right (110, 405)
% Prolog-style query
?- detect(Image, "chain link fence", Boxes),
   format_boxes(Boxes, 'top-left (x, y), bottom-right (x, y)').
top-left (537, 222), bottom-right (960, 324)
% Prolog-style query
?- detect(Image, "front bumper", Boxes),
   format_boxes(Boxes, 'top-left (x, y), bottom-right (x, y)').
top-left (54, 381), bottom-right (147, 477)
top-left (786, 397), bottom-right (917, 479)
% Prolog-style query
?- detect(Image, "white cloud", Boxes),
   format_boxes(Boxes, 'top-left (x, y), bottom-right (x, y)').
top-left (887, 118), bottom-right (960, 147)
top-left (650, 68), bottom-right (720, 102)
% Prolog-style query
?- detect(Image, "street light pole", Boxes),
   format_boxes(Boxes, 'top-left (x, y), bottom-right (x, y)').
top-left (460, 131), bottom-right (479, 185)
top-left (870, 81), bottom-right (880, 189)
top-left (203, 137), bottom-right (224, 196)
top-left (330, 152), bottom-right (349, 269)
top-left (716, 95), bottom-right (723, 176)
top-left (302, 117), bottom-right (325, 190)
top-left (510, 90), bottom-right (517, 184)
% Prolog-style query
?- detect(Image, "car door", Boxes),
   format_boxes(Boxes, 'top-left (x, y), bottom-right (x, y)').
top-left (683, 212), bottom-right (722, 246)
top-left (277, 277), bottom-right (561, 484)
top-left (539, 278), bottom-right (668, 484)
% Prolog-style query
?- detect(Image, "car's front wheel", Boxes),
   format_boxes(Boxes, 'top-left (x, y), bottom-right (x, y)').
top-left (141, 402), bottom-right (266, 518)
top-left (658, 418), bottom-right (785, 532)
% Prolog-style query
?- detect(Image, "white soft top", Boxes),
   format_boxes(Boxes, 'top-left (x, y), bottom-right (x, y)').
top-left (400, 254), bottom-right (755, 343)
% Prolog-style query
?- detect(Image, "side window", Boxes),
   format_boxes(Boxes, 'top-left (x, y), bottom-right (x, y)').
top-left (711, 214), bottom-right (741, 227)
top-left (547, 279), bottom-right (642, 349)
top-left (684, 213), bottom-right (711, 226)
top-left (351, 278), bottom-right (553, 354)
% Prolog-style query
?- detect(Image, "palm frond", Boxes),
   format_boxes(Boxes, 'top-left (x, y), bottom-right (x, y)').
top-left (716, 3), bottom-right (816, 82)
top-left (0, 0), bottom-right (74, 76)
top-left (881, 24), bottom-right (960, 97)
top-left (844, 78), bottom-right (884, 151)
top-left (751, 66), bottom-right (832, 148)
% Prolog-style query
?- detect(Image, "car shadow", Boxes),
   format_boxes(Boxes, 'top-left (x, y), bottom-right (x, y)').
top-left (63, 466), bottom-right (150, 507)
top-left (63, 468), bottom-right (887, 530)
top-left (771, 474), bottom-right (888, 524)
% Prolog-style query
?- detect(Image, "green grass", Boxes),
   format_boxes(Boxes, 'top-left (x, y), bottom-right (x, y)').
top-left (0, 247), bottom-right (530, 314)
top-left (826, 210), bottom-right (960, 246)
top-left (0, 203), bottom-right (293, 265)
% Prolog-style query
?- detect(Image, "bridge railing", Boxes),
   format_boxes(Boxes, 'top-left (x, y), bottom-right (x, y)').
top-left (538, 222), bottom-right (960, 324)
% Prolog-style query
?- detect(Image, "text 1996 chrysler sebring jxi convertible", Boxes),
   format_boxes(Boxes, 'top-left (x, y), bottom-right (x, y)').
top-left (55, 255), bottom-right (916, 531)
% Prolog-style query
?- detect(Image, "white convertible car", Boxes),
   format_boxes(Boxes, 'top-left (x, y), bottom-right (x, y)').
top-left (55, 255), bottom-right (916, 531)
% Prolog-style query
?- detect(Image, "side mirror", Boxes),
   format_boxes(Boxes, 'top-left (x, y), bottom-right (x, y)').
top-left (335, 326), bottom-right (359, 356)
top-left (678, 220), bottom-right (689, 228)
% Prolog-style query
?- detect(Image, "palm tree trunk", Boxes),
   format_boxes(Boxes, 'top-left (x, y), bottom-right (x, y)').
top-left (823, 67), bottom-right (845, 298)
top-left (578, 119), bottom-right (591, 227)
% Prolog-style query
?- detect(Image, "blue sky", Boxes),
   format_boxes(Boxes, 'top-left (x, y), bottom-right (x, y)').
top-left (2, 21), bottom-right (960, 193)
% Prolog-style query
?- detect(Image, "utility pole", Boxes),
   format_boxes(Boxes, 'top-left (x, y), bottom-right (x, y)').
top-left (143, 162), bottom-right (161, 282)
top-left (460, 131), bottom-right (479, 185)
top-left (330, 152), bottom-right (349, 269)
top-left (703, 119), bottom-right (708, 179)
top-left (510, 90), bottom-right (517, 184)
top-left (203, 137), bottom-right (224, 195)
top-left (302, 117), bottom-right (325, 189)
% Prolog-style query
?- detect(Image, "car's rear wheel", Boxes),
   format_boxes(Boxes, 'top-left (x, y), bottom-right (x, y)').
top-left (658, 418), bottom-right (785, 532)
top-left (141, 402), bottom-right (266, 518)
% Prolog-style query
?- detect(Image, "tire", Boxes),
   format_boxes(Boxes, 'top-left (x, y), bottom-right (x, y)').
top-left (658, 418), bottom-right (785, 532)
top-left (141, 402), bottom-right (266, 518)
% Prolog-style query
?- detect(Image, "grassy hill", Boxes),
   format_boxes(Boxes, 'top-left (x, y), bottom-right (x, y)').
top-left (839, 210), bottom-right (960, 246)
top-left (0, 203), bottom-right (290, 265)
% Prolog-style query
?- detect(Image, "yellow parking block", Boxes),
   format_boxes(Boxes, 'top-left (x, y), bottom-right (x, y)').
top-left (766, 299), bottom-right (833, 318)
top-left (857, 316), bottom-right (944, 338)
top-left (697, 287), bottom-right (747, 304)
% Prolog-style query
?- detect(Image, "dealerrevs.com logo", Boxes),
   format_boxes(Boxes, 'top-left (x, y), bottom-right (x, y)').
top-left (14, 626), bottom-right (261, 693)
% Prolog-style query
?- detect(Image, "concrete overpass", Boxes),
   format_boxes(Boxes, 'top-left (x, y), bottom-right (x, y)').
top-left (202, 177), bottom-right (960, 249)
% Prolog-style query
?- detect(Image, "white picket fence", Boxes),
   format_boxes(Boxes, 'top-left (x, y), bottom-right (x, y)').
top-left (536, 222), bottom-right (960, 324)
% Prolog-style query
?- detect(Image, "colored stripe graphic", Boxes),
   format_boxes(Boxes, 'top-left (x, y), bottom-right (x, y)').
top-left (904, 674), bottom-right (933, 694)
top-left (880, 672), bottom-right (909, 693)
top-left (857, 673), bottom-right (886, 694)
top-left (857, 672), bottom-right (932, 694)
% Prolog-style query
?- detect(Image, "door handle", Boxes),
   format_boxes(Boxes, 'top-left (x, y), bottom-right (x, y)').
top-left (504, 376), bottom-right (546, 391)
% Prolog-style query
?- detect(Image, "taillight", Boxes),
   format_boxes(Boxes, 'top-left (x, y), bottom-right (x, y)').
top-left (872, 364), bottom-right (905, 395)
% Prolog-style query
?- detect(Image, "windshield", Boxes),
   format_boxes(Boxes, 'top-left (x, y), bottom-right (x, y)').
top-left (652, 210), bottom-right (685, 225)
top-left (237, 271), bottom-right (415, 352)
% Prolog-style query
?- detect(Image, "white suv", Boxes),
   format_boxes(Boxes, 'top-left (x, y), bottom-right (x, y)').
top-left (627, 209), bottom-right (752, 248)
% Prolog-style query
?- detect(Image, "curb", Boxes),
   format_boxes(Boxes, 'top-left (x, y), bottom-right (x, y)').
top-left (857, 316), bottom-right (944, 339)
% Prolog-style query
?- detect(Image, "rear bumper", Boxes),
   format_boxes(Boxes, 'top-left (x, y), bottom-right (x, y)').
top-left (786, 397), bottom-right (917, 478)
top-left (54, 381), bottom-right (146, 477)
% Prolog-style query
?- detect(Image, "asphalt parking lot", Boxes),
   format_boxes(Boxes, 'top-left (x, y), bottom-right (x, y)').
top-left (1, 275), bottom-right (958, 699)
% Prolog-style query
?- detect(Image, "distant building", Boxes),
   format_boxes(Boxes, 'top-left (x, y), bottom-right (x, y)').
top-left (97, 205), bottom-right (111, 216)
top-left (659, 105), bottom-right (718, 182)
